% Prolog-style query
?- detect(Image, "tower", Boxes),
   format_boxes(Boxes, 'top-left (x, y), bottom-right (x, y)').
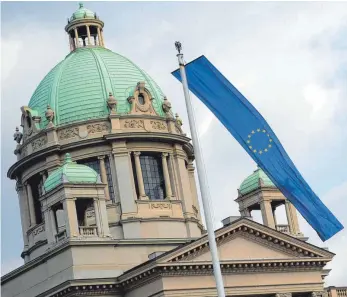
top-left (8, 3), bottom-right (203, 275)
top-left (235, 167), bottom-right (304, 238)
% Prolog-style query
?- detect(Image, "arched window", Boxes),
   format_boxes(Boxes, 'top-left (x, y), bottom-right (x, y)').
top-left (138, 93), bottom-right (145, 105)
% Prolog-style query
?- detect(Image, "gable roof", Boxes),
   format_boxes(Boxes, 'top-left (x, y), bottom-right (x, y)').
top-left (120, 217), bottom-right (334, 282)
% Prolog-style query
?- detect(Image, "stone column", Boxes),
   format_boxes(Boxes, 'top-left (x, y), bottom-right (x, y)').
top-left (240, 208), bottom-right (251, 217)
top-left (50, 208), bottom-right (58, 240)
top-left (63, 198), bottom-right (79, 237)
top-left (98, 156), bottom-right (110, 201)
top-left (286, 201), bottom-right (301, 235)
top-left (97, 197), bottom-right (111, 237)
top-left (74, 28), bottom-right (79, 48)
top-left (44, 208), bottom-right (55, 244)
top-left (133, 152), bottom-right (148, 199)
top-left (97, 27), bottom-right (102, 46)
top-left (69, 35), bottom-right (74, 51)
top-left (161, 153), bottom-right (172, 199)
top-left (26, 182), bottom-right (36, 227)
top-left (86, 25), bottom-right (91, 45)
top-left (260, 199), bottom-right (275, 229)
top-left (16, 182), bottom-right (29, 247)
top-left (93, 198), bottom-right (102, 236)
top-left (100, 29), bottom-right (105, 46)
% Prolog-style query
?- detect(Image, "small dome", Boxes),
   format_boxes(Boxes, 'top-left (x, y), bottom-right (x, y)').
top-left (70, 3), bottom-right (95, 21)
top-left (28, 47), bottom-right (166, 128)
top-left (44, 153), bottom-right (99, 193)
top-left (239, 167), bottom-right (275, 195)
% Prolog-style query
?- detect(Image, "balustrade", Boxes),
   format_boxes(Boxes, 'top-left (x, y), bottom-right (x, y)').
top-left (79, 226), bottom-right (98, 236)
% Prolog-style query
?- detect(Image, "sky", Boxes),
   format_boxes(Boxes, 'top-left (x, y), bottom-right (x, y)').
top-left (1, 1), bottom-right (347, 286)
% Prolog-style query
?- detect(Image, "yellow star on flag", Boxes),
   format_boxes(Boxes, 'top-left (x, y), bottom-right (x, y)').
top-left (257, 128), bottom-right (261, 132)
top-left (251, 130), bottom-right (255, 134)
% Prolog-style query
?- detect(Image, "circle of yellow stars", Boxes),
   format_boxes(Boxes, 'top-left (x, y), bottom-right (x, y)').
top-left (246, 128), bottom-right (273, 155)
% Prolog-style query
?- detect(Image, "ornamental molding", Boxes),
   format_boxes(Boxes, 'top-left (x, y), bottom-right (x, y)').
top-left (150, 120), bottom-right (167, 130)
top-left (123, 119), bottom-right (145, 129)
top-left (59, 127), bottom-right (79, 140)
top-left (31, 136), bottom-right (47, 152)
top-left (87, 122), bottom-right (110, 134)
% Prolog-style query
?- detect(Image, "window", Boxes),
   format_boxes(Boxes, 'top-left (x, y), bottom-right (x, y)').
top-left (29, 174), bottom-right (43, 224)
top-left (77, 157), bottom-right (115, 201)
top-left (138, 93), bottom-right (145, 105)
top-left (140, 154), bottom-right (165, 200)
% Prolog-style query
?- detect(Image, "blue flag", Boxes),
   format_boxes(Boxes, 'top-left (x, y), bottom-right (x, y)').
top-left (172, 55), bottom-right (343, 241)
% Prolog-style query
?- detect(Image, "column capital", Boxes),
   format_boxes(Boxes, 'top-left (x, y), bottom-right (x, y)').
top-left (97, 155), bottom-right (105, 160)
top-left (133, 151), bottom-right (141, 157)
top-left (162, 152), bottom-right (169, 158)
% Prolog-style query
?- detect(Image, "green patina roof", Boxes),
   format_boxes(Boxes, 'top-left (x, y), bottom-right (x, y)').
top-left (239, 167), bottom-right (276, 195)
top-left (28, 47), bottom-right (166, 128)
top-left (70, 3), bottom-right (95, 21)
top-left (44, 153), bottom-right (99, 192)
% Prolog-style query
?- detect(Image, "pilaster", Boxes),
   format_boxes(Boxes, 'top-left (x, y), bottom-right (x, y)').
top-left (16, 181), bottom-right (29, 247)
top-left (63, 198), bottom-right (79, 237)
top-left (98, 156), bottom-right (110, 200)
top-left (25, 182), bottom-right (36, 227)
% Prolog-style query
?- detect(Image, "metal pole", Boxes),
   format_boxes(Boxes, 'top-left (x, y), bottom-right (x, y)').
top-left (175, 42), bottom-right (226, 297)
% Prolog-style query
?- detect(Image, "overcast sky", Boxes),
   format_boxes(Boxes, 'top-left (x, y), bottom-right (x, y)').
top-left (1, 1), bottom-right (347, 285)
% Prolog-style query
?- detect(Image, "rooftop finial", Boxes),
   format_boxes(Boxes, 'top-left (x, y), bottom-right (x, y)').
top-left (79, 2), bottom-right (84, 8)
top-left (64, 153), bottom-right (72, 164)
top-left (175, 41), bottom-right (182, 54)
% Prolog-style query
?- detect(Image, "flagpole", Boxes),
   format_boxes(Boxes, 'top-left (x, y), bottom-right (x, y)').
top-left (174, 42), bottom-right (226, 297)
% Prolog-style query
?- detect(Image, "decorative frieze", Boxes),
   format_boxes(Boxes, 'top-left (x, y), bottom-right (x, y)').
top-left (59, 127), bottom-right (79, 140)
top-left (32, 136), bottom-right (47, 152)
top-left (150, 202), bottom-right (172, 210)
top-left (150, 120), bottom-right (167, 130)
top-left (124, 119), bottom-right (145, 129)
top-left (32, 224), bottom-right (45, 236)
top-left (87, 122), bottom-right (109, 134)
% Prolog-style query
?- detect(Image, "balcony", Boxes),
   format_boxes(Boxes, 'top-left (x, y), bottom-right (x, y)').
top-left (276, 224), bottom-right (290, 234)
top-left (79, 226), bottom-right (98, 237)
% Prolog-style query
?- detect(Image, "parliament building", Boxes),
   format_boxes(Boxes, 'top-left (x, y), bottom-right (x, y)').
top-left (1, 4), bottom-right (346, 297)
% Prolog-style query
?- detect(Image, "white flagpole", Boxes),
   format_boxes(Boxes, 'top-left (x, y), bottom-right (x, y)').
top-left (175, 42), bottom-right (226, 297)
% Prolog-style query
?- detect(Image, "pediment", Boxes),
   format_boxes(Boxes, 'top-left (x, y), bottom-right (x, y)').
top-left (157, 218), bottom-right (334, 264)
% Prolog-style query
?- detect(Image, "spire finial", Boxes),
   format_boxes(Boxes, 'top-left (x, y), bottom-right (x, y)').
top-left (79, 2), bottom-right (84, 8)
top-left (175, 41), bottom-right (182, 54)
top-left (64, 153), bottom-right (72, 164)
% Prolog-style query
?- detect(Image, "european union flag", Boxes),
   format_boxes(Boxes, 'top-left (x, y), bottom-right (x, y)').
top-left (172, 55), bottom-right (343, 241)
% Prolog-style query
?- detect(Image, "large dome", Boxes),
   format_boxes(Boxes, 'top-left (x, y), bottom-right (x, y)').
top-left (28, 47), bottom-right (166, 128)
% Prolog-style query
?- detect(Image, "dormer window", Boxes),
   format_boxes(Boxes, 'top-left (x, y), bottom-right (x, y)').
top-left (138, 93), bottom-right (145, 105)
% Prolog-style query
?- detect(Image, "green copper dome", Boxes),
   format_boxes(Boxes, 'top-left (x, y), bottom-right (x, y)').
top-left (44, 153), bottom-right (99, 192)
top-left (70, 3), bottom-right (95, 21)
top-left (239, 167), bottom-right (276, 195)
top-left (28, 47), bottom-right (166, 128)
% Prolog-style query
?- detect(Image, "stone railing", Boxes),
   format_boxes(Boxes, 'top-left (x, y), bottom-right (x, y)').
top-left (79, 226), bottom-right (98, 236)
top-left (326, 287), bottom-right (347, 297)
top-left (276, 224), bottom-right (290, 233)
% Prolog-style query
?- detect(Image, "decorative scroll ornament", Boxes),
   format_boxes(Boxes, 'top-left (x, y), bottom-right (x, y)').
top-left (32, 137), bottom-right (47, 152)
top-left (124, 119), bottom-right (145, 129)
top-left (87, 122), bottom-right (109, 134)
top-left (13, 127), bottom-right (23, 144)
top-left (107, 92), bottom-right (117, 114)
top-left (59, 127), bottom-right (79, 140)
top-left (150, 120), bottom-right (167, 130)
top-left (162, 96), bottom-right (173, 118)
top-left (45, 105), bottom-right (55, 128)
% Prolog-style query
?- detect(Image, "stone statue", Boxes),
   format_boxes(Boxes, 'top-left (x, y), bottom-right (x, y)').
top-left (175, 113), bottom-right (183, 127)
top-left (107, 92), bottom-right (117, 114)
top-left (162, 97), bottom-right (172, 117)
top-left (45, 105), bottom-right (55, 127)
top-left (13, 127), bottom-right (23, 144)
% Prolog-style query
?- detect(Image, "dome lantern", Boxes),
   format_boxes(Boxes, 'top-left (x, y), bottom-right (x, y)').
top-left (65, 2), bottom-right (105, 51)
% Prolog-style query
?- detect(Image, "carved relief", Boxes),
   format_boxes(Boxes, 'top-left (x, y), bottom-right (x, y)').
top-left (32, 137), bottom-right (47, 152)
top-left (150, 121), bottom-right (167, 131)
top-left (32, 224), bottom-right (45, 236)
top-left (86, 209), bottom-right (95, 218)
top-left (59, 127), bottom-right (79, 140)
top-left (87, 122), bottom-right (109, 134)
top-left (124, 119), bottom-right (145, 129)
top-left (150, 202), bottom-right (172, 210)
top-left (21, 145), bottom-right (28, 157)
